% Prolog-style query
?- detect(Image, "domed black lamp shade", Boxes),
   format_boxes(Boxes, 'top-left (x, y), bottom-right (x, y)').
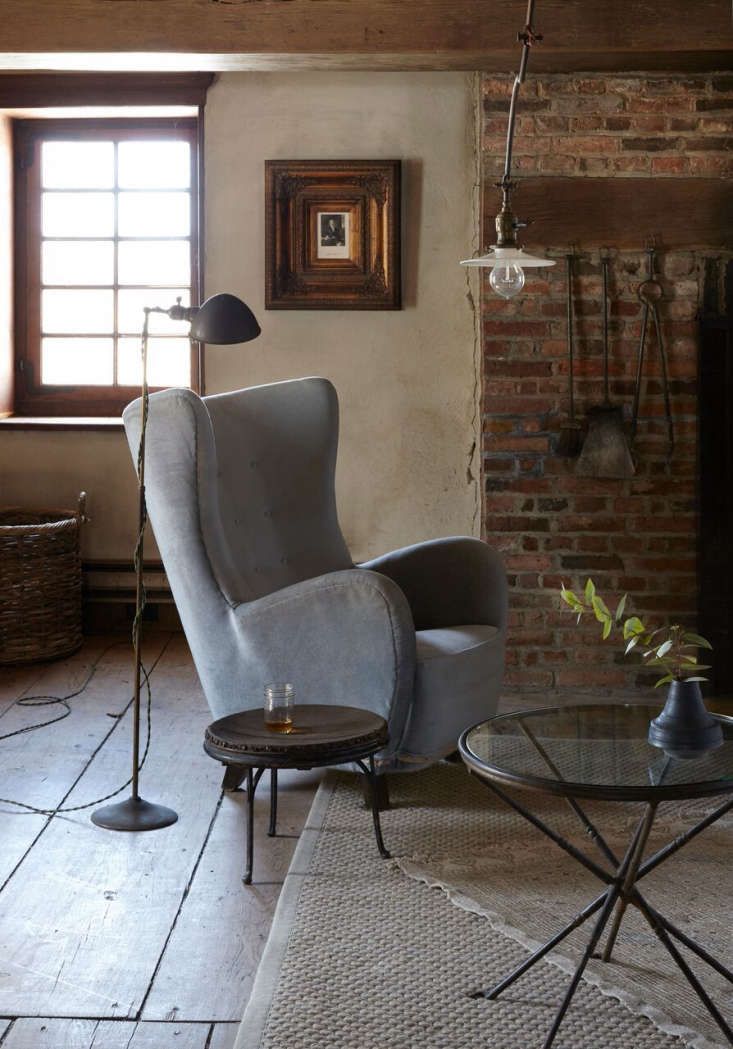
top-left (189, 293), bottom-right (261, 345)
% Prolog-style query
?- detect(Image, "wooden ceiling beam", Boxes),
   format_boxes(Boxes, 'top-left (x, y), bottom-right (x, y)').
top-left (0, 51), bottom-right (731, 74)
top-left (482, 177), bottom-right (733, 251)
top-left (0, 1), bottom-right (730, 71)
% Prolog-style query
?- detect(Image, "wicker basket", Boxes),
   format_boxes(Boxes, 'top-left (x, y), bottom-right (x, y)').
top-left (0, 493), bottom-right (86, 666)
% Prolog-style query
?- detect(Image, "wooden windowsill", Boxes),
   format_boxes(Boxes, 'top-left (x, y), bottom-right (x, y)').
top-left (0, 415), bottom-right (124, 430)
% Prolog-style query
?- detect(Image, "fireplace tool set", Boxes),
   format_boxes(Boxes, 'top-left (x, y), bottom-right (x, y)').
top-left (558, 247), bottom-right (675, 477)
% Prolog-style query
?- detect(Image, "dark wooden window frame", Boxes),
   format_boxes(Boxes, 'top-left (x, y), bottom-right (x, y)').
top-left (13, 116), bottom-right (201, 417)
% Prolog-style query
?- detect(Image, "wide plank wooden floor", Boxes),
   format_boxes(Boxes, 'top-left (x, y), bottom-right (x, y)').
top-left (0, 634), bottom-right (320, 1049)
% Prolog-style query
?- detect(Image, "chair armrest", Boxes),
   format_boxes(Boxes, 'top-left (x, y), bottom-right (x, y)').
top-left (360, 536), bottom-right (507, 632)
top-left (226, 569), bottom-right (416, 758)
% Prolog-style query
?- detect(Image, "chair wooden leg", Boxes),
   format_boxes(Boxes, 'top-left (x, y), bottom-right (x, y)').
top-left (221, 765), bottom-right (247, 792)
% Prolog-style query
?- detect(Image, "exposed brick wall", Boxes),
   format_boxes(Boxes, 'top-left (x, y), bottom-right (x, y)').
top-left (480, 72), bottom-right (733, 694)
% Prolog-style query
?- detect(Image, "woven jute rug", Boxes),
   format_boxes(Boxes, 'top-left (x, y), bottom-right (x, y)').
top-left (235, 764), bottom-right (732, 1049)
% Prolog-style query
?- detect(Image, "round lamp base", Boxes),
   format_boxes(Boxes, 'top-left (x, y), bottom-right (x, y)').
top-left (91, 796), bottom-right (178, 832)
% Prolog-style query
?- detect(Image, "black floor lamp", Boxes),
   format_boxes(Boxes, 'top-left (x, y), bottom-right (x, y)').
top-left (92, 293), bottom-right (261, 832)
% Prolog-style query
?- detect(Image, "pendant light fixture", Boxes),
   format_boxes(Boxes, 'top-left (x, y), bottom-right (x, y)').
top-left (461, 0), bottom-right (555, 297)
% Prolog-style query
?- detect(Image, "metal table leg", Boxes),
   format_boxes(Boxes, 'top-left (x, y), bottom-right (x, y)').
top-left (601, 802), bottom-right (657, 961)
top-left (471, 777), bottom-right (733, 1047)
top-left (268, 768), bottom-right (278, 837)
top-left (472, 889), bottom-right (608, 1000)
top-left (243, 767), bottom-right (265, 885)
top-left (355, 755), bottom-right (391, 859)
top-left (633, 891), bottom-right (733, 1044)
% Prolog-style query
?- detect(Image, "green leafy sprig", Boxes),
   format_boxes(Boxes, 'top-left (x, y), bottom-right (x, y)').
top-left (560, 578), bottom-right (712, 688)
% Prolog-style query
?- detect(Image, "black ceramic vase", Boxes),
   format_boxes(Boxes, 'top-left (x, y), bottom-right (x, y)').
top-left (648, 679), bottom-right (724, 759)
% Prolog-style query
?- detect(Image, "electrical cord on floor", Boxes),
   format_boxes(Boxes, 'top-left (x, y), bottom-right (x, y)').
top-left (0, 640), bottom-right (124, 743)
top-left (0, 643), bottom-right (154, 817)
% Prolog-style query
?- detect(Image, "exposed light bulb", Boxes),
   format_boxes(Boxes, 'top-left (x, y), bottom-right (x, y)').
top-left (489, 264), bottom-right (525, 300)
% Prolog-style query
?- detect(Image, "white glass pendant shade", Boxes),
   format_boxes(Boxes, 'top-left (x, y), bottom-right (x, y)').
top-left (459, 246), bottom-right (555, 269)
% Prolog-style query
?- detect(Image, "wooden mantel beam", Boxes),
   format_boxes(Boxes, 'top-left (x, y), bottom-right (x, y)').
top-left (0, 0), bottom-right (730, 73)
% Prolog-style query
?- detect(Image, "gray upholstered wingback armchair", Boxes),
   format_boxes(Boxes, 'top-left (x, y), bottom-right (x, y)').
top-left (123, 377), bottom-right (507, 772)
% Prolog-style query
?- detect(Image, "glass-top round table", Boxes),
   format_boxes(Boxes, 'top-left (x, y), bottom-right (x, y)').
top-left (460, 702), bottom-right (733, 802)
top-left (458, 704), bottom-right (733, 1049)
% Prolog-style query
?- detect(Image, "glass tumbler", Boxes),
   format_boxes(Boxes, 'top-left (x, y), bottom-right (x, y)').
top-left (264, 683), bottom-right (295, 733)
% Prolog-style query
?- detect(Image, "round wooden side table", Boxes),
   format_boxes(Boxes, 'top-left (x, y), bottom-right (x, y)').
top-left (204, 703), bottom-right (391, 884)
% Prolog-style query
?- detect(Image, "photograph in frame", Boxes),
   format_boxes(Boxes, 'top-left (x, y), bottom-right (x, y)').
top-left (317, 211), bottom-right (350, 258)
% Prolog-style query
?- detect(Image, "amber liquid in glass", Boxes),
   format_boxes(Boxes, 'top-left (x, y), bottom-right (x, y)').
top-left (265, 712), bottom-right (293, 734)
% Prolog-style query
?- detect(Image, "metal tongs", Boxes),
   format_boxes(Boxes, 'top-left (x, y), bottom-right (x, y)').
top-left (631, 246), bottom-right (674, 458)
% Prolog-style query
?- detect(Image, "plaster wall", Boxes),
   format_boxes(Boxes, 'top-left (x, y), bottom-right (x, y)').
top-left (0, 71), bottom-right (479, 565)
top-left (204, 71), bottom-right (480, 560)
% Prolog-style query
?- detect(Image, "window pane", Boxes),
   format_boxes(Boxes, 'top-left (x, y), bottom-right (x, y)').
top-left (42, 241), bottom-right (114, 286)
top-left (42, 289), bottom-right (114, 334)
top-left (118, 240), bottom-right (190, 286)
top-left (42, 192), bottom-right (114, 237)
top-left (41, 338), bottom-right (114, 385)
top-left (118, 288), bottom-right (191, 336)
top-left (118, 141), bottom-right (190, 189)
top-left (42, 141), bottom-right (114, 189)
top-left (118, 336), bottom-right (191, 387)
top-left (118, 192), bottom-right (190, 238)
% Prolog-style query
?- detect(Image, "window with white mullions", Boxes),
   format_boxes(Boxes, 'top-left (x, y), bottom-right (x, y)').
top-left (14, 117), bottom-right (199, 416)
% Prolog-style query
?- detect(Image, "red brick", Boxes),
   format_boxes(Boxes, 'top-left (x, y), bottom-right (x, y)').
top-left (503, 670), bottom-right (555, 689)
top-left (573, 78), bottom-right (607, 95)
top-left (484, 321), bottom-right (553, 340)
top-left (485, 515), bottom-right (551, 533)
top-left (574, 535), bottom-right (611, 553)
top-left (487, 436), bottom-right (550, 453)
top-left (482, 76), bottom-right (513, 97)
top-left (483, 418), bottom-right (516, 435)
top-left (553, 135), bottom-right (619, 155)
top-left (573, 497), bottom-right (610, 513)
top-left (484, 466), bottom-right (516, 483)
top-left (505, 555), bottom-right (554, 572)
top-left (485, 360), bottom-right (553, 380)
top-left (540, 650), bottom-right (570, 664)
top-left (651, 156), bottom-right (692, 175)
top-left (534, 115), bottom-right (571, 133)
top-left (562, 515), bottom-right (626, 533)
top-left (555, 668), bottom-right (628, 688)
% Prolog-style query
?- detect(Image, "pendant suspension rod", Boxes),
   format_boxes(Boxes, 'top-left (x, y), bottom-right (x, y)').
top-left (502, 0), bottom-right (541, 185)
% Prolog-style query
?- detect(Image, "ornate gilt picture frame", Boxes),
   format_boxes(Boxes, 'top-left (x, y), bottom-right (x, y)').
top-left (265, 159), bottom-right (401, 310)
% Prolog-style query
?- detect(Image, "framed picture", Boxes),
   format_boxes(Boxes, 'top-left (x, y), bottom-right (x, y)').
top-left (265, 159), bottom-right (401, 310)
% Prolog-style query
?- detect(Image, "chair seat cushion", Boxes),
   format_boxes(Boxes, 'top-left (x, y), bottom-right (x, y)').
top-left (396, 624), bottom-right (503, 767)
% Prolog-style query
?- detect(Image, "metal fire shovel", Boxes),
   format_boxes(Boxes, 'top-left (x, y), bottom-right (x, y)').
top-left (576, 253), bottom-right (635, 478)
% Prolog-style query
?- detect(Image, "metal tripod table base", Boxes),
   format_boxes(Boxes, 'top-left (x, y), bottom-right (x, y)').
top-left (459, 703), bottom-right (733, 1049)
top-left (470, 780), bottom-right (733, 1049)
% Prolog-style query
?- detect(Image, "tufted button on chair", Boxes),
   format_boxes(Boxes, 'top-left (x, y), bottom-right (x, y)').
top-left (123, 377), bottom-right (507, 775)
